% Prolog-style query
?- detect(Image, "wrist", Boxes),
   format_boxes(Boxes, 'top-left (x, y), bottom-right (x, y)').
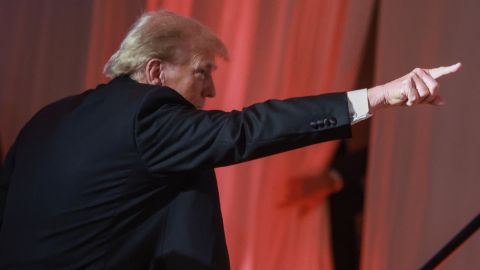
top-left (367, 85), bottom-right (387, 114)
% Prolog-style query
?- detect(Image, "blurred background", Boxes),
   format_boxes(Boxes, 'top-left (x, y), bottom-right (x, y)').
top-left (1, 0), bottom-right (480, 269)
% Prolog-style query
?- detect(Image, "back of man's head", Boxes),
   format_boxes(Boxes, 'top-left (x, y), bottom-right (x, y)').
top-left (104, 10), bottom-right (228, 81)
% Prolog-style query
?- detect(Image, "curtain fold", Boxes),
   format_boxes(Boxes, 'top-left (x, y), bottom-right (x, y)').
top-left (84, 0), bottom-right (145, 90)
top-left (362, 0), bottom-right (480, 269)
top-left (0, 0), bottom-right (97, 158)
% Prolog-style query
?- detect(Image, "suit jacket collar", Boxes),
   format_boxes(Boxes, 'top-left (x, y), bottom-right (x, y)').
top-left (108, 75), bottom-right (138, 85)
top-left (108, 75), bottom-right (196, 109)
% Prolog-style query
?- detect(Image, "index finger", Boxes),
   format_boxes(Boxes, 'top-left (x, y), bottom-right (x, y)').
top-left (427, 62), bottom-right (462, 79)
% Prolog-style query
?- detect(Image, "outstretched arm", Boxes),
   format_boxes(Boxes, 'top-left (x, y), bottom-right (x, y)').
top-left (136, 89), bottom-right (352, 173)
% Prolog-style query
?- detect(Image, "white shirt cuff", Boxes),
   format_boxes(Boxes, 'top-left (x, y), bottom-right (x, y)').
top-left (347, 89), bottom-right (372, 125)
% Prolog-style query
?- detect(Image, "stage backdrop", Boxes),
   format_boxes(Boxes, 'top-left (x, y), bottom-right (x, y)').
top-left (362, 0), bottom-right (480, 269)
top-left (0, 0), bottom-right (374, 269)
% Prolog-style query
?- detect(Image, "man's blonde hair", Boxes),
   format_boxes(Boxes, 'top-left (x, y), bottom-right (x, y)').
top-left (104, 10), bottom-right (228, 80)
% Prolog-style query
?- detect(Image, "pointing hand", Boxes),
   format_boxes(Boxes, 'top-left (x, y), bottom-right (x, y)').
top-left (367, 63), bottom-right (462, 113)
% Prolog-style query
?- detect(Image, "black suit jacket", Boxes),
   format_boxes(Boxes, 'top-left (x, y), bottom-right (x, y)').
top-left (0, 76), bottom-right (352, 269)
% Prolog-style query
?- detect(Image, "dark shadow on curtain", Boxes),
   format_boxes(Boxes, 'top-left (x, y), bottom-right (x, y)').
top-left (329, 0), bottom-right (379, 269)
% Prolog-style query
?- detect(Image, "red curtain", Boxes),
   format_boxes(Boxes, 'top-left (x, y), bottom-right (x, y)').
top-left (362, 0), bottom-right (480, 269)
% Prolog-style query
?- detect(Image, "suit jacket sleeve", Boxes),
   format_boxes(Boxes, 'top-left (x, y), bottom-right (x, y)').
top-left (135, 87), bottom-right (352, 173)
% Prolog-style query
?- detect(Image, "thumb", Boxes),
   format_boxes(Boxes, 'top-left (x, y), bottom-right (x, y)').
top-left (429, 95), bottom-right (445, 106)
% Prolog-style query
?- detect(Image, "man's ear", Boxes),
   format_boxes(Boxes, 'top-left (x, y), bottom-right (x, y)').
top-left (144, 58), bottom-right (165, 86)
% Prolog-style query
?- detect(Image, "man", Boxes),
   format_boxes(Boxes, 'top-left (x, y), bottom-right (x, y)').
top-left (0, 10), bottom-right (460, 270)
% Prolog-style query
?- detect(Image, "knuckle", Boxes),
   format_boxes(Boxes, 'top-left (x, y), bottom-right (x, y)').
top-left (419, 92), bottom-right (429, 98)
top-left (413, 67), bottom-right (422, 73)
top-left (428, 80), bottom-right (439, 93)
top-left (410, 94), bottom-right (418, 101)
top-left (405, 77), bottom-right (414, 85)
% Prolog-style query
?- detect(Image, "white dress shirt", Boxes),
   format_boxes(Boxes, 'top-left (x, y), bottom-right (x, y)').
top-left (346, 89), bottom-right (372, 125)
